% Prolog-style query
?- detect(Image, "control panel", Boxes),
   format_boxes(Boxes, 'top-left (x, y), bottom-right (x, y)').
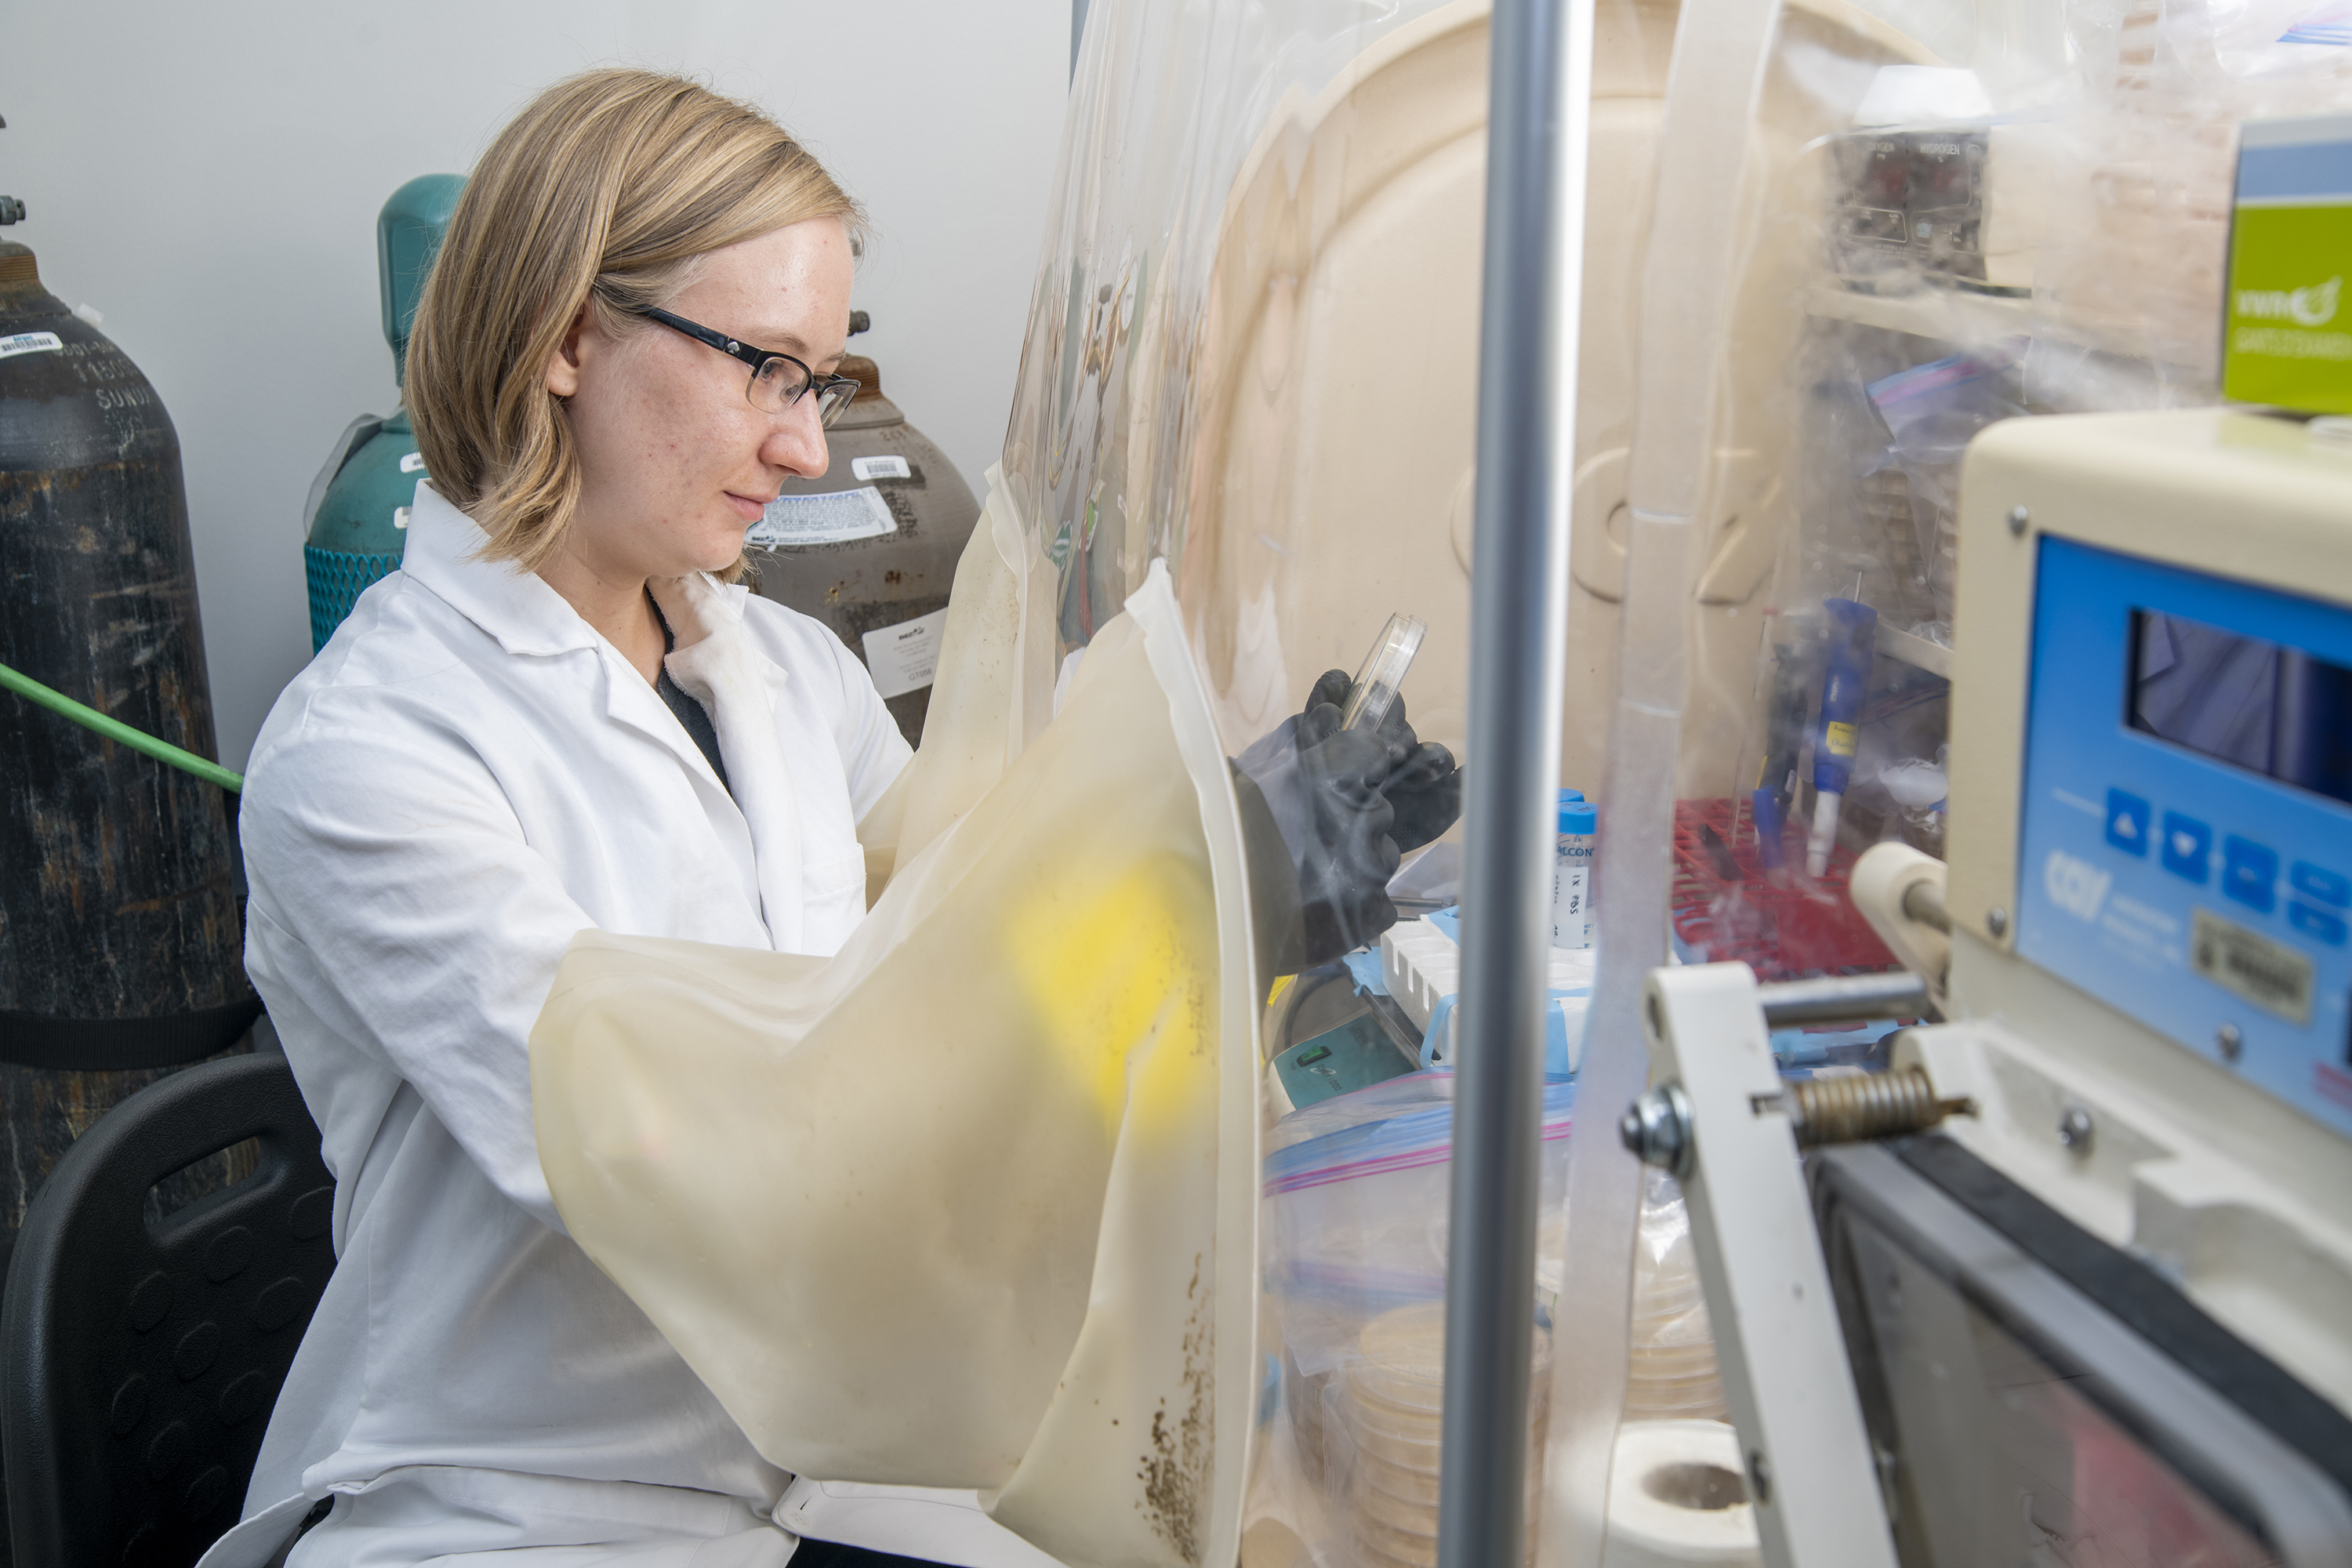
top-left (2016, 536), bottom-right (2352, 1140)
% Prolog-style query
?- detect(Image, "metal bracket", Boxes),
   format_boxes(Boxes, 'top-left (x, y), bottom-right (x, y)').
top-left (1632, 961), bottom-right (1901, 1568)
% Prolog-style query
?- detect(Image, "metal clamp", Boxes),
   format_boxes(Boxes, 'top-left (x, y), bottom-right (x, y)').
top-left (1621, 1065), bottom-right (1973, 1175)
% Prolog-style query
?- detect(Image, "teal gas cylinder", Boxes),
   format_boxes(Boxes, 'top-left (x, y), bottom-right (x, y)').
top-left (302, 174), bottom-right (463, 652)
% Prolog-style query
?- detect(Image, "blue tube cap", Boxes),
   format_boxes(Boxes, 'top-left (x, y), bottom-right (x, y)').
top-left (1559, 800), bottom-right (1597, 833)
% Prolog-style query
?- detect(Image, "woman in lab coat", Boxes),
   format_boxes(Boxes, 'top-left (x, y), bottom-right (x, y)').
top-left (210, 71), bottom-right (936, 1568)
top-left (209, 66), bottom-right (1454, 1568)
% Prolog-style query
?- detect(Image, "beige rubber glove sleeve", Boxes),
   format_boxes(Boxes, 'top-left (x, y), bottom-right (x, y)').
top-left (530, 561), bottom-right (1261, 1568)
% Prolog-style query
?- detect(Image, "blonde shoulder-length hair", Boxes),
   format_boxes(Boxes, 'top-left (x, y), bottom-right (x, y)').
top-left (406, 69), bottom-right (863, 578)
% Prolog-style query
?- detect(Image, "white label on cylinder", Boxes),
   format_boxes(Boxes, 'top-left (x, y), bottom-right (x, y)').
top-left (861, 608), bottom-right (948, 700)
top-left (1552, 833), bottom-right (1595, 949)
top-left (0, 331), bottom-right (63, 359)
top-left (400, 452), bottom-right (426, 474)
top-left (747, 486), bottom-right (898, 548)
top-left (851, 454), bottom-right (911, 481)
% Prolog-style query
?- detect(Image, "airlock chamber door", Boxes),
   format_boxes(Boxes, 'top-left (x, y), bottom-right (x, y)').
top-left (1811, 1138), bottom-right (2352, 1568)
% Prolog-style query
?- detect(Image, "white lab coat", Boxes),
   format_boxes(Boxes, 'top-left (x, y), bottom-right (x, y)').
top-left (199, 485), bottom-right (1049, 1568)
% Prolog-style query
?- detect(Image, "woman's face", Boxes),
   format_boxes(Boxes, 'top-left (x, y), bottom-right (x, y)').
top-left (546, 216), bottom-right (854, 581)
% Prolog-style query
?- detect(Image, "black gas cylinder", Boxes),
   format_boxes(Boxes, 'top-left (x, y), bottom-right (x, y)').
top-left (749, 344), bottom-right (982, 746)
top-left (0, 237), bottom-right (256, 1250)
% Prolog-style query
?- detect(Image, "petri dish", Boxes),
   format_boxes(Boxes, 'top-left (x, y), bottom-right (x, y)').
top-left (1341, 613), bottom-right (1427, 733)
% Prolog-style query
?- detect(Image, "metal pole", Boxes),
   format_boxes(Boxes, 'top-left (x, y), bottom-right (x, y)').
top-left (1757, 971), bottom-right (1933, 1028)
top-left (1441, 1), bottom-right (1591, 1566)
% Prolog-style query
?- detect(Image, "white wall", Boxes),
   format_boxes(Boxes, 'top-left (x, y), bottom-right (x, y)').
top-left (0, 1), bottom-right (1068, 770)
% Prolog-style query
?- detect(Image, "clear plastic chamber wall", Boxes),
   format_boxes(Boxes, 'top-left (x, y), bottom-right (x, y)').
top-left (1002, 0), bottom-right (2352, 1564)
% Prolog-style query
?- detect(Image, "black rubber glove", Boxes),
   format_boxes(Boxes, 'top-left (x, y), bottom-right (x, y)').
top-left (1235, 671), bottom-right (1463, 969)
top-left (1290, 695), bottom-right (1403, 963)
top-left (1300, 670), bottom-right (1464, 853)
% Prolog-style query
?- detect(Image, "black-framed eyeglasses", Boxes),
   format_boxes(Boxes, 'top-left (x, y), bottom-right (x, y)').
top-left (639, 307), bottom-right (859, 427)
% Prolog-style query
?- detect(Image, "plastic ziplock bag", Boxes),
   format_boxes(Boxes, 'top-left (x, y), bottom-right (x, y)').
top-left (1265, 1076), bottom-right (1573, 1377)
top-left (1249, 1074), bottom-right (1572, 1568)
top-left (529, 555), bottom-right (1259, 1568)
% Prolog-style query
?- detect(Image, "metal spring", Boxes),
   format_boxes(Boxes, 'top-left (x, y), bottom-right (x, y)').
top-left (1786, 1067), bottom-right (1972, 1149)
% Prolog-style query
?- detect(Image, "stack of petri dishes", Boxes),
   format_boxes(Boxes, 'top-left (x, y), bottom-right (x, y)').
top-left (1284, 1351), bottom-right (1335, 1491)
top-left (1344, 1303), bottom-right (1548, 1568)
top-left (1623, 1204), bottom-right (1728, 1422)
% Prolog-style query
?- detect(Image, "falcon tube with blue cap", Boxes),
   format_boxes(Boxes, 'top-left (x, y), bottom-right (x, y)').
top-left (1552, 792), bottom-right (1595, 949)
top-left (1806, 597), bottom-right (1878, 876)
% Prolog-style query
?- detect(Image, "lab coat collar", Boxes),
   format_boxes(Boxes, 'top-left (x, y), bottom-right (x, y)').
top-left (404, 484), bottom-right (773, 678)
top-left (401, 483), bottom-right (810, 950)
top-left (653, 575), bottom-right (804, 951)
top-left (647, 567), bottom-right (750, 649)
top-left (401, 484), bottom-right (601, 658)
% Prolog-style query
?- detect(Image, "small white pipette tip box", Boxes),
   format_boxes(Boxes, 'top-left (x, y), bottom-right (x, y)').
top-left (1378, 914), bottom-right (1600, 1069)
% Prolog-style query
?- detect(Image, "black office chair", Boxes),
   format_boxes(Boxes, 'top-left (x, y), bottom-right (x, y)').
top-left (2, 1051), bottom-right (335, 1568)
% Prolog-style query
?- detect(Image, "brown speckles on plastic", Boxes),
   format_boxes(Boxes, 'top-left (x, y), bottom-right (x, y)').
top-left (1137, 1254), bottom-right (1211, 1564)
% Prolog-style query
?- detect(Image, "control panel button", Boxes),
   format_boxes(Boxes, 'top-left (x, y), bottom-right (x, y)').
top-left (2289, 902), bottom-right (2348, 946)
top-left (2224, 837), bottom-right (2279, 914)
top-left (2105, 789), bottom-right (2151, 857)
top-left (2291, 862), bottom-right (2350, 909)
top-left (2161, 812), bottom-right (2212, 884)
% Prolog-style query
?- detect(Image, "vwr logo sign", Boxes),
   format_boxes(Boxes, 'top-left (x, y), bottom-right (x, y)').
top-left (2237, 276), bottom-right (2343, 328)
top-left (2045, 850), bottom-right (2112, 922)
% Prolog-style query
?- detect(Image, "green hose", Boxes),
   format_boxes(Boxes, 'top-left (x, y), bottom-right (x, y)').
top-left (0, 657), bottom-right (244, 793)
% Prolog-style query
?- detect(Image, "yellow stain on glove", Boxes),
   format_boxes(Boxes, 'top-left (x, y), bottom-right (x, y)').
top-left (1009, 851), bottom-right (1216, 1139)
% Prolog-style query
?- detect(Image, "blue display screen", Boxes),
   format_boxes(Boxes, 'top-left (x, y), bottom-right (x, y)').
top-left (2129, 609), bottom-right (2352, 807)
top-left (2018, 539), bottom-right (2352, 1139)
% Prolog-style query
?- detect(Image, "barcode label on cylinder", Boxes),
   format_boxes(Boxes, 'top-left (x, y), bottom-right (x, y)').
top-left (0, 331), bottom-right (63, 359)
top-left (747, 486), bottom-right (898, 547)
top-left (851, 455), bottom-right (911, 481)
